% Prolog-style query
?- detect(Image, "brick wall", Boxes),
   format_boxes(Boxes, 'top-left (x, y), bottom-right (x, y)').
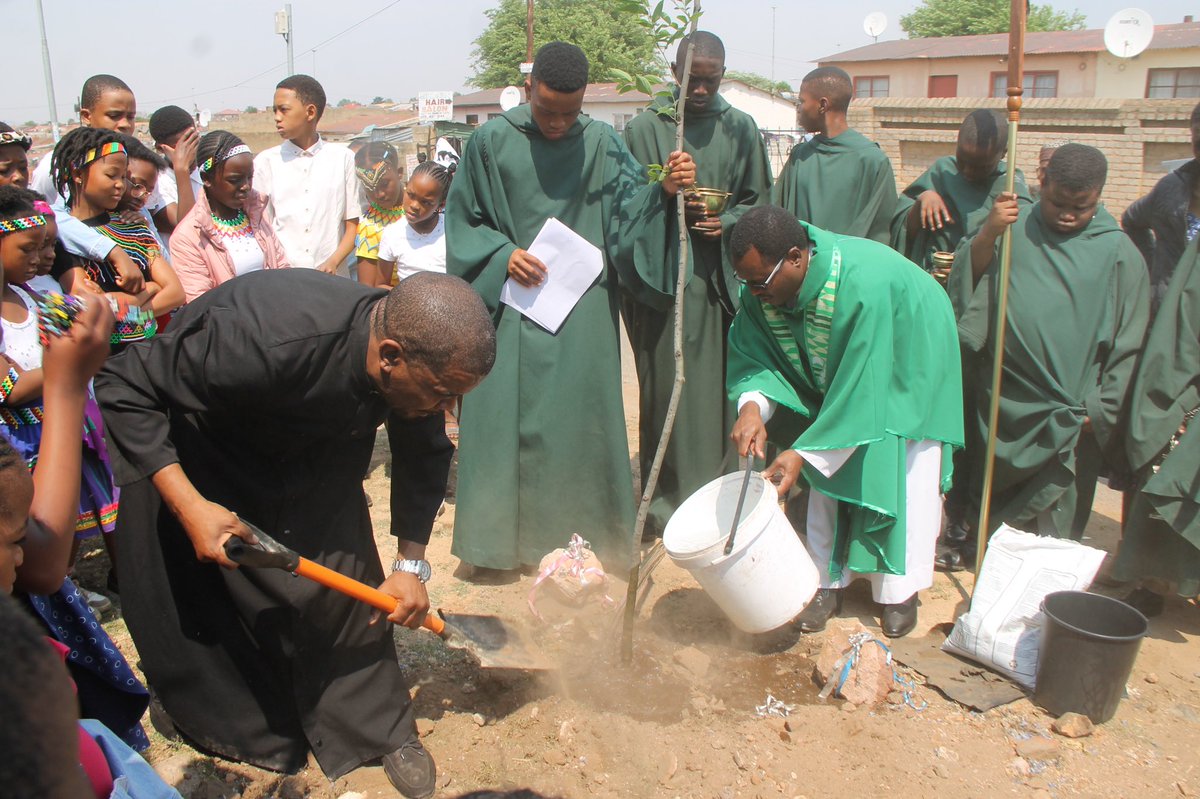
top-left (847, 97), bottom-right (1196, 219)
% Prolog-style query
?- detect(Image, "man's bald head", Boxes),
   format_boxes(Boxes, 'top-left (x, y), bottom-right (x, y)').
top-left (376, 273), bottom-right (496, 379)
top-left (801, 67), bottom-right (852, 113)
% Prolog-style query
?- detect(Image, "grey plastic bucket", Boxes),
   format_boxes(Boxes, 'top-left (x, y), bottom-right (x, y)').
top-left (1034, 590), bottom-right (1148, 723)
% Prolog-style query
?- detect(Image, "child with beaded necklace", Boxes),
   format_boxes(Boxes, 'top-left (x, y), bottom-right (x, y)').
top-left (353, 141), bottom-right (406, 288)
top-left (169, 130), bottom-right (291, 303)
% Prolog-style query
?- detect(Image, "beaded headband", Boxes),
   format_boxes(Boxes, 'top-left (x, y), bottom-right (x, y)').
top-left (76, 141), bottom-right (126, 170)
top-left (200, 143), bottom-right (251, 174)
top-left (0, 130), bottom-right (32, 150)
top-left (32, 200), bottom-right (55, 219)
top-left (355, 160), bottom-right (391, 192)
top-left (0, 214), bottom-right (47, 234)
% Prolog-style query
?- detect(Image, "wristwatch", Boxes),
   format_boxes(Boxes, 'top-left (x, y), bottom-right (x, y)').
top-left (391, 558), bottom-right (432, 583)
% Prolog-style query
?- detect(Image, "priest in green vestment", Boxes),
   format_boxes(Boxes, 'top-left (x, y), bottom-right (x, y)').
top-left (726, 206), bottom-right (963, 638)
top-left (891, 110), bottom-right (1032, 271)
top-left (1113, 236), bottom-right (1200, 615)
top-left (622, 31), bottom-right (772, 537)
top-left (773, 67), bottom-right (896, 243)
top-left (444, 42), bottom-right (696, 571)
top-left (950, 144), bottom-right (1149, 541)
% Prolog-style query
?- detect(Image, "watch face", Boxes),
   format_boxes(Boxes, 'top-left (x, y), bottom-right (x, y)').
top-left (416, 561), bottom-right (432, 582)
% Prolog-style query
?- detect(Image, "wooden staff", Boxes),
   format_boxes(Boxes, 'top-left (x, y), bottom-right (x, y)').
top-left (975, 0), bottom-right (1027, 574)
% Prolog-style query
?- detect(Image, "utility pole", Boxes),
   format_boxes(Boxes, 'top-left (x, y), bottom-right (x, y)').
top-left (35, 0), bottom-right (61, 141)
top-left (276, 5), bottom-right (295, 76)
top-left (770, 6), bottom-right (777, 89)
top-left (526, 0), bottom-right (535, 63)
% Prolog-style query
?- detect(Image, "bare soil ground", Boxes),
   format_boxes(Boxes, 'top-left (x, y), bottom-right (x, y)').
top-left (78, 337), bottom-right (1200, 799)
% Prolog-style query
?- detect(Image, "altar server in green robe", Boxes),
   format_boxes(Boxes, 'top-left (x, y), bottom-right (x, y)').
top-left (773, 67), bottom-right (896, 243)
top-left (1113, 236), bottom-right (1200, 616)
top-left (622, 31), bottom-right (772, 537)
top-left (891, 109), bottom-right (1032, 271)
top-left (727, 206), bottom-right (963, 638)
top-left (950, 144), bottom-right (1149, 540)
top-left (444, 42), bottom-right (695, 572)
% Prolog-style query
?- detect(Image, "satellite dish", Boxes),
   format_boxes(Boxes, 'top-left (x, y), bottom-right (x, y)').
top-left (863, 12), bottom-right (888, 40)
top-left (198, 108), bottom-right (212, 128)
top-left (1104, 8), bottom-right (1154, 58)
top-left (499, 85), bottom-right (522, 112)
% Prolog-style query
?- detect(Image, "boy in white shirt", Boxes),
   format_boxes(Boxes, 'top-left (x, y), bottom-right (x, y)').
top-left (254, 75), bottom-right (361, 276)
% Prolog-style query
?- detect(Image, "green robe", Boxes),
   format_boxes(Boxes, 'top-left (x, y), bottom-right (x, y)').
top-left (726, 224), bottom-right (963, 577)
top-left (622, 92), bottom-right (772, 536)
top-left (890, 156), bottom-right (1032, 270)
top-left (445, 106), bottom-right (677, 570)
top-left (1114, 237), bottom-right (1200, 595)
top-left (950, 205), bottom-right (1150, 538)
top-left (772, 129), bottom-right (897, 243)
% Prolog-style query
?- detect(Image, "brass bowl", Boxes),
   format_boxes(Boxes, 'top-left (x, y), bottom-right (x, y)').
top-left (688, 187), bottom-right (733, 216)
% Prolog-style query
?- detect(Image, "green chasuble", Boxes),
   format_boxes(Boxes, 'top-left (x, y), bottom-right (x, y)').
top-left (890, 156), bottom-right (1032, 270)
top-left (1114, 238), bottom-right (1200, 595)
top-left (445, 106), bottom-right (678, 570)
top-left (949, 205), bottom-right (1150, 538)
top-left (772, 129), bottom-right (897, 243)
top-left (726, 224), bottom-right (963, 577)
top-left (622, 92), bottom-right (772, 535)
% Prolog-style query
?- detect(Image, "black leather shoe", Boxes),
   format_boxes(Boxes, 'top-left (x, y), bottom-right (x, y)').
top-left (382, 738), bottom-right (437, 799)
top-left (934, 540), bottom-right (966, 572)
top-left (796, 588), bottom-right (843, 633)
top-left (881, 595), bottom-right (918, 638)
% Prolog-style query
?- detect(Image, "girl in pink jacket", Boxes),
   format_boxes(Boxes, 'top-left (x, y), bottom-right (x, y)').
top-left (169, 131), bottom-right (289, 302)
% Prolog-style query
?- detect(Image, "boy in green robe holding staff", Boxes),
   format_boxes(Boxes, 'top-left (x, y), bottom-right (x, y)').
top-left (950, 144), bottom-right (1149, 541)
top-left (622, 30), bottom-right (772, 538)
top-left (727, 206), bottom-right (963, 638)
top-left (773, 67), bottom-right (896, 243)
top-left (1112, 236), bottom-right (1200, 617)
top-left (444, 42), bottom-right (696, 573)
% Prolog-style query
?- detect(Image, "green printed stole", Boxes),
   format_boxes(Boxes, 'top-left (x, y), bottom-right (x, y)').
top-left (761, 246), bottom-right (842, 392)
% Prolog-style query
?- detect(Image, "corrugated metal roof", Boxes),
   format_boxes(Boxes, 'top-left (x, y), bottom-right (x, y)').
top-left (818, 21), bottom-right (1200, 63)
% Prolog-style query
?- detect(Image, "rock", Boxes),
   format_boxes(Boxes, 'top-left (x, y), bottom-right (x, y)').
top-left (1015, 736), bottom-right (1061, 761)
top-left (657, 751), bottom-right (678, 785)
top-left (415, 718), bottom-right (435, 737)
top-left (337, 793), bottom-right (366, 799)
top-left (934, 746), bottom-right (959, 762)
top-left (718, 787), bottom-right (736, 799)
top-left (1176, 780), bottom-right (1193, 796)
top-left (1051, 712), bottom-right (1095, 739)
top-left (543, 748), bottom-right (569, 766)
top-left (537, 545), bottom-right (607, 605)
top-left (278, 775), bottom-right (308, 799)
top-left (1008, 757), bottom-right (1031, 778)
top-left (152, 753), bottom-right (197, 788)
top-left (530, 706), bottom-right (540, 719)
top-left (814, 620), bottom-right (893, 707)
top-left (778, 730), bottom-right (792, 744)
top-left (558, 719), bottom-right (576, 744)
top-left (673, 645), bottom-right (712, 679)
top-left (439, 772), bottom-right (453, 788)
top-left (841, 701), bottom-right (858, 713)
top-left (472, 713), bottom-right (486, 727)
top-left (733, 751), bottom-right (750, 771)
top-left (932, 763), bottom-right (950, 779)
top-left (886, 690), bottom-right (904, 705)
top-left (1146, 672), bottom-right (1160, 684)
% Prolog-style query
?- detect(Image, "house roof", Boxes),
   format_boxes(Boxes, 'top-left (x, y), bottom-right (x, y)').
top-left (818, 20), bottom-right (1200, 63)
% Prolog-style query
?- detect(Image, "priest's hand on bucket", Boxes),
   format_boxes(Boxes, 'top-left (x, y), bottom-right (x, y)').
top-left (763, 450), bottom-right (804, 498)
top-left (660, 151), bottom-right (696, 197)
top-left (373, 571), bottom-right (430, 629)
top-left (730, 403), bottom-right (768, 460)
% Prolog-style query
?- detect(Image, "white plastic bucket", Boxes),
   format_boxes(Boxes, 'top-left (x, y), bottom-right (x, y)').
top-left (663, 472), bottom-right (819, 633)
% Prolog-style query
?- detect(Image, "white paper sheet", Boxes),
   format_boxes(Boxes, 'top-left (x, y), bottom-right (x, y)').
top-left (499, 217), bottom-right (603, 334)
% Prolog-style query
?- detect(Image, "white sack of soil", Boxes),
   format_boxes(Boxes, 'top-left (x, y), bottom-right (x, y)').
top-left (942, 525), bottom-right (1105, 689)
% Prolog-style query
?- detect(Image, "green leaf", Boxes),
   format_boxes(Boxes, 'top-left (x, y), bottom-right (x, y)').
top-left (610, 68), bottom-right (634, 83)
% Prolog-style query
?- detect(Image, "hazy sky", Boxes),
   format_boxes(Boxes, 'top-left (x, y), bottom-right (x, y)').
top-left (4, 0), bottom-right (1196, 123)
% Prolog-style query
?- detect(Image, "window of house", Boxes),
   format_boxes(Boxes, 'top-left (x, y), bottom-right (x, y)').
top-left (1147, 68), bottom-right (1200, 98)
top-left (487, 113), bottom-right (503, 120)
top-left (853, 76), bottom-right (889, 98)
top-left (614, 113), bottom-right (635, 132)
top-left (990, 71), bottom-right (1059, 99)
top-left (465, 114), bottom-right (479, 124)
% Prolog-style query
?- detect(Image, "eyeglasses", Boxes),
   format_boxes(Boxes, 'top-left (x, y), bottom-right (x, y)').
top-left (125, 180), bottom-right (151, 199)
top-left (736, 256), bottom-right (786, 291)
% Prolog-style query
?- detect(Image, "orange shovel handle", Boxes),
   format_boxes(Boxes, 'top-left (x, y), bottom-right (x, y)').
top-left (293, 557), bottom-right (446, 636)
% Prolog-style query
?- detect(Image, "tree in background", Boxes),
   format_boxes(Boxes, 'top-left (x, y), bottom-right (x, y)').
top-left (470, 0), bottom-right (660, 89)
top-left (337, 98), bottom-right (354, 107)
top-left (244, 105), bottom-right (259, 114)
top-left (901, 0), bottom-right (1085, 37)
top-left (724, 70), bottom-right (791, 95)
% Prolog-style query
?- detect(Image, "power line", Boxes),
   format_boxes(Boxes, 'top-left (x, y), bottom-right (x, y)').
top-left (139, 0), bottom-right (403, 107)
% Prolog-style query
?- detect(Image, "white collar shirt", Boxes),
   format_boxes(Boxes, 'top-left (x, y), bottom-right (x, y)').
top-left (253, 136), bottom-right (363, 271)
